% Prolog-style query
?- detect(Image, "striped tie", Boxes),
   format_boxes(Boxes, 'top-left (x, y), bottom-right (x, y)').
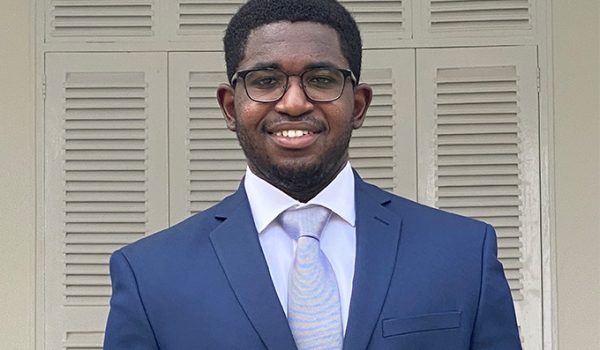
top-left (279, 206), bottom-right (343, 350)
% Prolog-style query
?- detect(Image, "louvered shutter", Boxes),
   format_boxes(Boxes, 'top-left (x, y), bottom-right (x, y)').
top-left (169, 52), bottom-right (245, 223)
top-left (44, 53), bottom-right (168, 350)
top-left (166, 1), bottom-right (410, 48)
top-left (351, 49), bottom-right (417, 199)
top-left (169, 50), bottom-right (417, 223)
top-left (416, 46), bottom-right (542, 349)
top-left (45, 0), bottom-right (156, 42)
top-left (416, 0), bottom-right (535, 38)
top-left (166, 0), bottom-right (244, 46)
top-left (341, 0), bottom-right (411, 47)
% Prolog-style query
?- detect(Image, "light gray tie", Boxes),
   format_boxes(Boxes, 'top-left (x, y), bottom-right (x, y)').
top-left (279, 206), bottom-right (343, 350)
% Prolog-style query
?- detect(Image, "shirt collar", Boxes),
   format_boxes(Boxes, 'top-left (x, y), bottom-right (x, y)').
top-left (244, 162), bottom-right (356, 233)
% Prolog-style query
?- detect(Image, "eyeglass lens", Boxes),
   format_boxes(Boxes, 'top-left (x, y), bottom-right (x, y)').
top-left (243, 68), bottom-right (346, 102)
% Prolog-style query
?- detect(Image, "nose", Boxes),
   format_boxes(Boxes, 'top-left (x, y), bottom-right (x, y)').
top-left (274, 77), bottom-right (314, 117)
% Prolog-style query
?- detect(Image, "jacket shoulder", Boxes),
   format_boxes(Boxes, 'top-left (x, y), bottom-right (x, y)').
top-left (117, 189), bottom-right (245, 260)
top-left (358, 179), bottom-right (490, 236)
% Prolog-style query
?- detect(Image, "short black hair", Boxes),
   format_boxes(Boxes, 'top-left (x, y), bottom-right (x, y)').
top-left (223, 0), bottom-right (363, 83)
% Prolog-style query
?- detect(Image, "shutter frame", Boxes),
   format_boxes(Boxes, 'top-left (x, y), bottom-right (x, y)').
top-left (44, 52), bottom-right (168, 349)
top-left (416, 45), bottom-right (542, 349)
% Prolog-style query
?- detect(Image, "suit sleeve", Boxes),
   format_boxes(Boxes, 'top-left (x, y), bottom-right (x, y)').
top-left (104, 250), bottom-right (160, 350)
top-left (470, 225), bottom-right (522, 350)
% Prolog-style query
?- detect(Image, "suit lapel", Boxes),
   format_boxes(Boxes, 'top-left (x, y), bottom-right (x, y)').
top-left (209, 188), bottom-right (297, 350)
top-left (343, 177), bottom-right (403, 350)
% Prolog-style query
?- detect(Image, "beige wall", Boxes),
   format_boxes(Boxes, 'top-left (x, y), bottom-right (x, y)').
top-left (0, 0), bottom-right (599, 348)
top-left (553, 0), bottom-right (600, 349)
top-left (0, 1), bottom-right (35, 349)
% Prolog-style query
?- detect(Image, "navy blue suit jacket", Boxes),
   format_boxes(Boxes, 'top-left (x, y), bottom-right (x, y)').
top-left (104, 175), bottom-right (521, 349)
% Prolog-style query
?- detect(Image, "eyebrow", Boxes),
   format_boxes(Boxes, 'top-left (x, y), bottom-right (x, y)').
top-left (304, 61), bottom-right (342, 70)
top-left (246, 62), bottom-right (281, 71)
top-left (245, 61), bottom-right (344, 72)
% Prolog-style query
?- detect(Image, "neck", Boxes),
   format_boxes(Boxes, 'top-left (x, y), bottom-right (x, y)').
top-left (250, 161), bottom-right (347, 203)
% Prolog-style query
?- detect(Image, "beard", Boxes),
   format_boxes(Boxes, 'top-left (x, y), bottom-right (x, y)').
top-left (235, 122), bottom-right (353, 201)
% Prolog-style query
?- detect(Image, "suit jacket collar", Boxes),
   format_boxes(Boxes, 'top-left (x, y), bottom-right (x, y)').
top-left (209, 174), bottom-right (403, 350)
top-left (209, 185), bottom-right (297, 349)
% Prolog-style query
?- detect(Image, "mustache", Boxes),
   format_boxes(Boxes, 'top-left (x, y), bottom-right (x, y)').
top-left (261, 115), bottom-right (326, 132)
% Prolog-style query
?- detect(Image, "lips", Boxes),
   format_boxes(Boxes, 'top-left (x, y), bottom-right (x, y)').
top-left (267, 124), bottom-right (322, 149)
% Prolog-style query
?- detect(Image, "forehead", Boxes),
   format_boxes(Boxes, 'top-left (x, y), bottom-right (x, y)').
top-left (239, 21), bottom-right (348, 71)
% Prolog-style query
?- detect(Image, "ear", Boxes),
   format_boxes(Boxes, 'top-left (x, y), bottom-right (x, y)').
top-left (351, 83), bottom-right (373, 129)
top-left (217, 83), bottom-right (237, 131)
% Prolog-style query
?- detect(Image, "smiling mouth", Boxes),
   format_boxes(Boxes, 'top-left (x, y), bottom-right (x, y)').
top-left (268, 128), bottom-right (320, 149)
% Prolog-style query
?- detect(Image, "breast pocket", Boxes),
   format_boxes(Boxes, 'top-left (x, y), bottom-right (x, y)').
top-left (382, 311), bottom-right (462, 338)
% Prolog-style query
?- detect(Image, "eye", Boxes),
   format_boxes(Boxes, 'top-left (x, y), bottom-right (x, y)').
top-left (253, 77), bottom-right (279, 88)
top-left (305, 70), bottom-right (341, 89)
top-left (246, 71), bottom-right (284, 90)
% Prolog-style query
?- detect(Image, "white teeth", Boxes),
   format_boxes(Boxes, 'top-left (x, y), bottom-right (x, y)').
top-left (275, 130), bottom-right (310, 138)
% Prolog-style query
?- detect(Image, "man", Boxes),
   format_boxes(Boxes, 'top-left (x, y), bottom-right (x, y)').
top-left (104, 0), bottom-right (521, 349)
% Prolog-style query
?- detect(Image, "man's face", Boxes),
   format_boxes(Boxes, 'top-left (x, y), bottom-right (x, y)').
top-left (218, 21), bottom-right (372, 201)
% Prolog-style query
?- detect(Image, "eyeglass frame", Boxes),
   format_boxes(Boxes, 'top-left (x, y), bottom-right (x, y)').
top-left (230, 67), bottom-right (358, 103)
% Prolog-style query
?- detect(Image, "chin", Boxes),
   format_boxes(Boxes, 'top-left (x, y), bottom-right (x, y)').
top-left (265, 159), bottom-right (340, 192)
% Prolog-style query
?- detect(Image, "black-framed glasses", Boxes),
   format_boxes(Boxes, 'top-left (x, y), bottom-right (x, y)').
top-left (231, 67), bottom-right (357, 103)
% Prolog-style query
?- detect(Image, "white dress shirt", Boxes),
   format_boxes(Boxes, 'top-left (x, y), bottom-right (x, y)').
top-left (244, 163), bottom-right (356, 334)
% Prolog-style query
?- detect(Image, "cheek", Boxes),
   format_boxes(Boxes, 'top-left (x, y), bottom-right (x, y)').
top-left (324, 103), bottom-right (355, 131)
top-left (235, 102), bottom-right (265, 129)
top-left (237, 106), bottom-right (263, 130)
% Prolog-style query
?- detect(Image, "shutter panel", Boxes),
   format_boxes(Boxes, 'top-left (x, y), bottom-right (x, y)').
top-left (44, 53), bottom-right (168, 349)
top-left (351, 49), bottom-right (416, 199)
top-left (417, 46), bottom-right (541, 349)
top-left (417, 0), bottom-right (534, 38)
top-left (169, 50), bottom-right (417, 223)
top-left (167, 1), bottom-right (411, 48)
top-left (46, 0), bottom-right (156, 42)
top-left (167, 0), bottom-right (244, 46)
top-left (169, 52), bottom-right (245, 224)
top-left (340, 0), bottom-right (411, 47)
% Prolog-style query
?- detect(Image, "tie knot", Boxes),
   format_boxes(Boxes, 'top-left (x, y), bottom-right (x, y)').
top-left (279, 205), bottom-right (331, 240)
